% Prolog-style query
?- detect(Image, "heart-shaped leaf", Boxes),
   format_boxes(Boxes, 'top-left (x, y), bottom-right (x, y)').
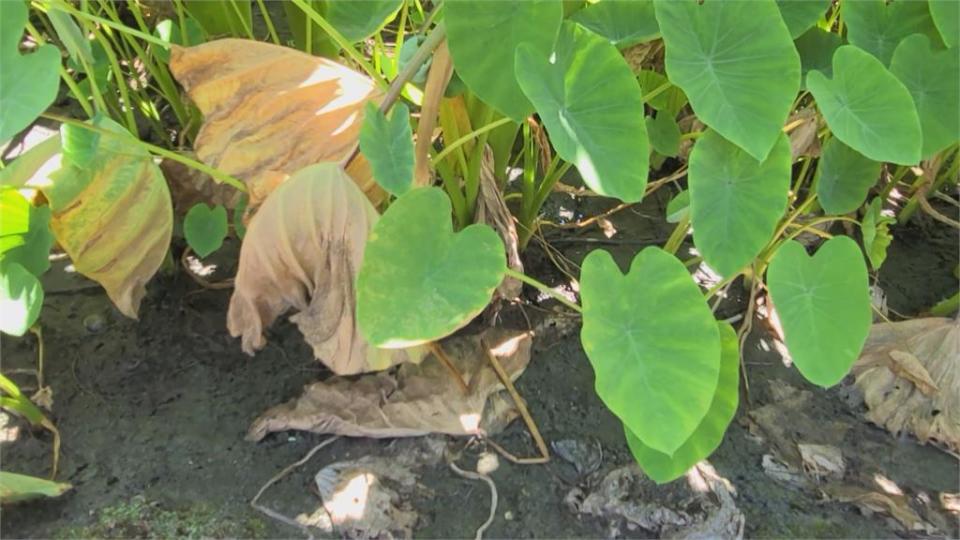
top-left (184, 203), bottom-right (228, 258)
top-left (655, 0), bottom-right (800, 161)
top-left (843, 0), bottom-right (941, 65)
top-left (626, 321), bottom-right (739, 483)
top-left (689, 131), bottom-right (791, 277)
top-left (889, 35), bottom-right (960, 158)
top-left (646, 112), bottom-right (681, 157)
top-left (861, 197), bottom-right (894, 270)
top-left (0, 261), bottom-right (43, 336)
top-left (516, 21), bottom-right (649, 202)
top-left (0, 0), bottom-right (61, 144)
top-left (43, 117), bottom-right (173, 318)
top-left (815, 137), bottom-right (881, 215)
top-left (580, 247), bottom-right (721, 455)
top-left (570, 0), bottom-right (659, 47)
top-left (775, 0), bottom-right (830, 38)
top-left (930, 0), bottom-right (959, 48)
top-left (357, 187), bottom-right (506, 348)
top-left (446, 1), bottom-right (562, 122)
top-left (766, 236), bottom-right (871, 387)
top-left (359, 102), bottom-right (414, 197)
top-left (807, 46), bottom-right (922, 165)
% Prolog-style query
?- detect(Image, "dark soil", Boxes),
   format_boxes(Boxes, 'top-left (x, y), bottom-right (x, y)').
top-left (1, 188), bottom-right (957, 539)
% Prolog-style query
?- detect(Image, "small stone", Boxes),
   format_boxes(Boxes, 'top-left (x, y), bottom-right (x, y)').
top-left (504, 511), bottom-right (514, 521)
top-left (83, 313), bottom-right (107, 334)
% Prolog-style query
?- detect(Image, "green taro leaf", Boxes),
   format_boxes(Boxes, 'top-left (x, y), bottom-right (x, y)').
top-left (637, 70), bottom-right (688, 116)
top-left (929, 0), bottom-right (960, 47)
top-left (184, 203), bottom-right (228, 258)
top-left (655, 0), bottom-right (800, 161)
top-left (807, 46), bottom-right (922, 165)
top-left (0, 261), bottom-right (44, 336)
top-left (0, 189), bottom-right (30, 255)
top-left (626, 321), bottom-right (739, 483)
top-left (766, 236), bottom-right (871, 387)
top-left (861, 197), bottom-right (894, 270)
top-left (3, 204), bottom-right (53, 278)
top-left (359, 102), bottom-right (414, 196)
top-left (329, 0), bottom-right (402, 42)
top-left (571, 0), bottom-right (659, 47)
top-left (646, 112), bottom-right (681, 157)
top-left (446, 0), bottom-right (562, 121)
top-left (776, 0), bottom-right (831, 38)
top-left (689, 131), bottom-right (791, 277)
top-left (580, 247), bottom-right (721, 455)
top-left (889, 35), bottom-right (960, 158)
top-left (0, 0), bottom-right (61, 144)
top-left (0, 472), bottom-right (70, 504)
top-left (357, 187), bottom-right (506, 348)
top-left (815, 137), bottom-right (881, 215)
top-left (516, 22), bottom-right (649, 202)
top-left (843, 0), bottom-right (941, 65)
top-left (794, 27), bottom-right (842, 85)
top-left (666, 189), bottom-right (689, 224)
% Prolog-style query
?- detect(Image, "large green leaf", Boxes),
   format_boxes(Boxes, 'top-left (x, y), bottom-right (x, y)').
top-left (516, 22), bottom-right (649, 202)
top-left (929, 0), bottom-right (959, 48)
top-left (446, 0), bottom-right (562, 121)
top-left (889, 35), bottom-right (960, 158)
top-left (766, 236), bottom-right (871, 387)
top-left (655, 0), bottom-right (800, 161)
top-left (807, 46), bottom-right (922, 165)
top-left (861, 197), bottom-right (893, 270)
top-left (0, 0), bottom-right (61, 144)
top-left (794, 27), bottom-right (842, 87)
top-left (626, 322), bottom-right (739, 484)
top-left (815, 137), bottom-right (881, 215)
top-left (359, 102), bottom-right (414, 196)
top-left (0, 261), bottom-right (43, 336)
top-left (570, 0), bottom-right (659, 47)
top-left (357, 187), bottom-right (506, 348)
top-left (580, 247), bottom-right (721, 455)
top-left (689, 131), bottom-right (791, 277)
top-left (0, 472), bottom-right (70, 504)
top-left (185, 0), bottom-right (252, 38)
top-left (776, 0), bottom-right (831, 38)
top-left (843, 0), bottom-right (941, 65)
top-left (184, 203), bottom-right (228, 258)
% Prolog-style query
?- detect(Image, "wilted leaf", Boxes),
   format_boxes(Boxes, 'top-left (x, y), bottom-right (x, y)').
top-left (787, 108), bottom-right (821, 160)
top-left (159, 156), bottom-right (244, 218)
top-left (852, 318), bottom-right (960, 452)
top-left (823, 484), bottom-right (935, 534)
top-left (247, 329), bottom-right (531, 441)
top-left (227, 163), bottom-right (417, 375)
top-left (169, 39), bottom-right (386, 210)
top-left (42, 117), bottom-right (172, 319)
top-left (0, 472), bottom-right (70, 503)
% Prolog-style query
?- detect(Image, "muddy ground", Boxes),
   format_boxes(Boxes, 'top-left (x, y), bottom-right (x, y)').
top-left (1, 185), bottom-right (958, 539)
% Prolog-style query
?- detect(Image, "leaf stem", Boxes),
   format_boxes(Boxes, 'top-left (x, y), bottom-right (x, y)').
top-left (503, 268), bottom-right (582, 314)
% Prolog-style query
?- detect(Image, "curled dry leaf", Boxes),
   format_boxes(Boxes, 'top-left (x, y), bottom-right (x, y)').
top-left (823, 484), bottom-right (936, 534)
top-left (787, 108), bottom-right (821, 160)
top-left (159, 157), bottom-right (243, 217)
top-left (475, 147), bottom-right (522, 300)
top-left (169, 39), bottom-right (385, 211)
top-left (851, 318), bottom-right (960, 452)
top-left (246, 328), bottom-right (531, 441)
top-left (413, 40), bottom-right (453, 188)
top-left (226, 163), bottom-right (417, 374)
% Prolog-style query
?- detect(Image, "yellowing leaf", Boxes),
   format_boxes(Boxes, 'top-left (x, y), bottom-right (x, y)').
top-left (226, 163), bottom-right (420, 375)
top-left (169, 39), bottom-right (386, 210)
top-left (43, 118), bottom-right (172, 318)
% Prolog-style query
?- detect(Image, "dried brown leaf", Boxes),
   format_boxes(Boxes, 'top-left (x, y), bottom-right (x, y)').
top-left (852, 318), bottom-right (960, 451)
top-left (788, 108), bottom-right (821, 160)
top-left (413, 40), bottom-right (453, 188)
top-left (226, 163), bottom-right (417, 374)
top-left (823, 484), bottom-right (935, 534)
top-left (169, 39), bottom-right (386, 210)
top-left (475, 147), bottom-right (522, 300)
top-left (246, 328), bottom-right (532, 441)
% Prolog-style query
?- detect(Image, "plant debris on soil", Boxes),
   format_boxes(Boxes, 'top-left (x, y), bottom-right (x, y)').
top-left (1, 188), bottom-right (958, 539)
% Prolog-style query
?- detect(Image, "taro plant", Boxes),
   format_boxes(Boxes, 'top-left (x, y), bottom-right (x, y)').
top-left (1, 0), bottom-right (957, 493)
